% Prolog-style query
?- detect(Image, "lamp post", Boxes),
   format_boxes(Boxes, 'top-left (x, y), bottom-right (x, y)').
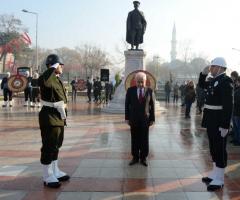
top-left (153, 56), bottom-right (160, 81)
top-left (22, 9), bottom-right (38, 73)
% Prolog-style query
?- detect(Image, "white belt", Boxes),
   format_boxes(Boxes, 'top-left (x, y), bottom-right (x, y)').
top-left (41, 100), bottom-right (67, 119)
top-left (204, 104), bottom-right (223, 110)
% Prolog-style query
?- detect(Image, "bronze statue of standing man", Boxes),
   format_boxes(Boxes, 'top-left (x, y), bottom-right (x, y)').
top-left (126, 1), bottom-right (147, 50)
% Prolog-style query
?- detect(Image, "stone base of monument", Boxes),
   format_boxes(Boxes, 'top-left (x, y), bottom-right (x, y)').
top-left (102, 50), bottom-right (166, 114)
top-left (101, 82), bottom-right (126, 114)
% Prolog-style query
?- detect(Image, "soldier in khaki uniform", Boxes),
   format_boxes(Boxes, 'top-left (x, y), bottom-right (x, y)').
top-left (38, 54), bottom-right (70, 188)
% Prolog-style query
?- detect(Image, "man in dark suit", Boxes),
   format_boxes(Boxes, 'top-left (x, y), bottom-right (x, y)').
top-left (70, 77), bottom-right (77, 102)
top-left (125, 71), bottom-right (155, 166)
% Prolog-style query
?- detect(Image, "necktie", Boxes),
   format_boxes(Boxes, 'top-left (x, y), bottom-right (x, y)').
top-left (139, 88), bottom-right (143, 103)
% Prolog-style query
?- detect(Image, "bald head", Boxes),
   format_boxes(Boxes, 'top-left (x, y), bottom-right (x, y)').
top-left (135, 72), bottom-right (147, 88)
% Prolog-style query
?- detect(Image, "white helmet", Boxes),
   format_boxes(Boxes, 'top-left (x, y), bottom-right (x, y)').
top-left (25, 71), bottom-right (30, 77)
top-left (33, 72), bottom-right (39, 79)
top-left (211, 57), bottom-right (227, 68)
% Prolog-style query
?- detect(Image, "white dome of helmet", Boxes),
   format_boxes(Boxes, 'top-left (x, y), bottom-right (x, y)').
top-left (33, 72), bottom-right (39, 79)
top-left (25, 71), bottom-right (30, 77)
top-left (211, 57), bottom-right (227, 68)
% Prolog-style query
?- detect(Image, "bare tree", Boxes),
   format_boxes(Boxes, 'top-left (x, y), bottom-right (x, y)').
top-left (38, 48), bottom-right (50, 72)
top-left (146, 57), bottom-right (169, 82)
top-left (76, 44), bottom-right (111, 78)
top-left (0, 15), bottom-right (25, 33)
top-left (178, 39), bottom-right (194, 64)
top-left (190, 57), bottom-right (209, 77)
top-left (55, 47), bottom-right (81, 72)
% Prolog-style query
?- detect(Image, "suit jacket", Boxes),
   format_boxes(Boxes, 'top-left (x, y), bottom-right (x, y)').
top-left (125, 86), bottom-right (155, 126)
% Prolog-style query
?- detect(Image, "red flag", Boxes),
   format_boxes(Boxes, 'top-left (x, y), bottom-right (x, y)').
top-left (20, 32), bottom-right (31, 45)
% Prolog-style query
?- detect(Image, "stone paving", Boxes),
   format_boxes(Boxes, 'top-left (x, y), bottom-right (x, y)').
top-left (0, 98), bottom-right (240, 200)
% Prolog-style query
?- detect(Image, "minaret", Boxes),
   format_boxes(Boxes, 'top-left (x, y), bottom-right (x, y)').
top-left (170, 23), bottom-right (177, 61)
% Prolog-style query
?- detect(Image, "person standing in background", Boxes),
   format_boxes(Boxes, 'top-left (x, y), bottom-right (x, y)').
top-left (232, 76), bottom-right (240, 146)
top-left (86, 77), bottom-right (92, 103)
top-left (164, 81), bottom-right (171, 104)
top-left (31, 72), bottom-right (41, 107)
top-left (173, 82), bottom-right (179, 104)
top-left (70, 77), bottom-right (77, 102)
top-left (1, 72), bottom-right (13, 107)
top-left (23, 71), bottom-right (33, 107)
top-left (184, 81), bottom-right (196, 118)
top-left (179, 81), bottom-right (187, 106)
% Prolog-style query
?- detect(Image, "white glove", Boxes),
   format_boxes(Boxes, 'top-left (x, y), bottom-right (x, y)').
top-left (202, 66), bottom-right (210, 75)
top-left (51, 63), bottom-right (60, 69)
top-left (219, 127), bottom-right (228, 137)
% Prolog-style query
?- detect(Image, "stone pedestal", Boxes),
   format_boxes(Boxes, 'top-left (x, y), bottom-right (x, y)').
top-left (124, 50), bottom-right (146, 75)
top-left (102, 50), bottom-right (146, 114)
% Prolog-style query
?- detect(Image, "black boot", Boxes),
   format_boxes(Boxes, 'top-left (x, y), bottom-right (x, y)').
top-left (202, 177), bottom-right (212, 184)
top-left (129, 158), bottom-right (139, 166)
top-left (207, 184), bottom-right (223, 191)
top-left (44, 181), bottom-right (61, 188)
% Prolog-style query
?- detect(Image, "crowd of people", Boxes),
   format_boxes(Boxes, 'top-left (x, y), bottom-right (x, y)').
top-left (163, 68), bottom-right (240, 129)
top-left (164, 80), bottom-right (198, 118)
top-left (70, 76), bottom-right (114, 104)
top-left (1, 71), bottom-right (41, 108)
top-left (1, 72), bottom-right (114, 108)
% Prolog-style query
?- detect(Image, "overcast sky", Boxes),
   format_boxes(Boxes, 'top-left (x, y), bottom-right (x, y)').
top-left (2, 0), bottom-right (240, 71)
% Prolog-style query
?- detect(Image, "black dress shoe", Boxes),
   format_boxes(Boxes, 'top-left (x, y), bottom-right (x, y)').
top-left (129, 158), bottom-right (139, 166)
top-left (140, 159), bottom-right (148, 167)
top-left (207, 184), bottom-right (224, 191)
top-left (43, 181), bottom-right (61, 188)
top-left (57, 175), bottom-right (70, 182)
top-left (202, 177), bottom-right (212, 184)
